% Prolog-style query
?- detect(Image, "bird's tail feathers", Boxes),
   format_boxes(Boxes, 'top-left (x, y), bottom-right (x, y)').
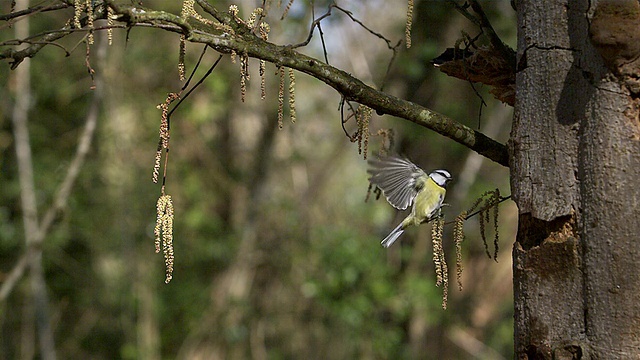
top-left (381, 223), bottom-right (404, 248)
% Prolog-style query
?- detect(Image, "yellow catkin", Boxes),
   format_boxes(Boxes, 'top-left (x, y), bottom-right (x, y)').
top-left (405, 0), bottom-right (414, 48)
top-left (479, 209), bottom-right (490, 258)
top-left (432, 216), bottom-right (448, 309)
top-left (260, 60), bottom-right (266, 100)
top-left (154, 196), bottom-right (165, 253)
top-left (181, 0), bottom-right (213, 25)
top-left (454, 212), bottom-right (466, 291)
top-left (244, 54), bottom-right (250, 81)
top-left (229, 5), bottom-right (239, 20)
top-left (278, 66), bottom-right (285, 129)
top-left (152, 140), bottom-right (162, 184)
top-left (152, 93), bottom-right (179, 182)
top-left (356, 106), bottom-right (372, 159)
top-left (214, 22), bottom-right (235, 35)
top-left (431, 217), bottom-right (443, 287)
top-left (247, 8), bottom-right (263, 29)
top-left (162, 195), bottom-right (174, 283)
top-left (153, 195), bottom-right (174, 284)
top-left (181, 0), bottom-right (195, 18)
top-left (362, 107), bottom-right (372, 159)
top-left (158, 93), bottom-right (178, 149)
top-left (259, 22), bottom-right (270, 40)
top-left (240, 54), bottom-right (248, 102)
top-left (155, 194), bottom-right (175, 283)
top-left (492, 189), bottom-right (500, 261)
top-left (288, 68), bottom-right (296, 123)
top-left (356, 106), bottom-right (363, 155)
top-left (259, 23), bottom-right (270, 100)
top-left (107, 5), bottom-right (114, 45)
top-left (85, 0), bottom-right (94, 45)
top-left (74, 0), bottom-right (83, 30)
top-left (179, 36), bottom-right (186, 82)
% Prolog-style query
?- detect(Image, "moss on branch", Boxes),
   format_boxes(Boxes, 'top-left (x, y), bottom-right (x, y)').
top-left (93, 1), bottom-right (512, 166)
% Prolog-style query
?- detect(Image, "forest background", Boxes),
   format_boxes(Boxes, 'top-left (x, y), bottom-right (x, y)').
top-left (1, 1), bottom-right (516, 359)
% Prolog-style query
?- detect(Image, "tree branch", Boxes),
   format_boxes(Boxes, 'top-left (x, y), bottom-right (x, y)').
top-left (0, 3), bottom-right (69, 21)
top-left (105, 1), bottom-right (509, 166)
top-left (0, 3), bottom-right (110, 69)
top-left (3, 1), bottom-right (509, 167)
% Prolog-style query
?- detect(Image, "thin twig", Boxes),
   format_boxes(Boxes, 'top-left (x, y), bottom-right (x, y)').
top-left (332, 5), bottom-right (396, 50)
top-left (317, 22), bottom-right (329, 64)
top-left (0, 251), bottom-right (30, 301)
top-left (0, 3), bottom-right (69, 22)
top-left (290, 4), bottom-right (399, 51)
top-left (290, 6), bottom-right (333, 48)
top-left (444, 195), bottom-right (512, 226)
top-left (184, 46), bottom-right (209, 89)
top-left (168, 52), bottom-right (224, 120)
top-left (379, 39), bottom-right (402, 92)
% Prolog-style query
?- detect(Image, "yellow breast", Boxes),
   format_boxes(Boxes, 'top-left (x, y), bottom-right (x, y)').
top-left (411, 177), bottom-right (446, 223)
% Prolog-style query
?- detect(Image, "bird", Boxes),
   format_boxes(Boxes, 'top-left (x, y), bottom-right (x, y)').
top-left (368, 156), bottom-right (452, 248)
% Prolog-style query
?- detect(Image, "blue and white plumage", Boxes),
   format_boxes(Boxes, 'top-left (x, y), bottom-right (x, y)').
top-left (368, 156), bottom-right (452, 248)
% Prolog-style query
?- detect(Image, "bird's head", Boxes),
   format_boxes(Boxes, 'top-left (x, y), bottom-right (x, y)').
top-left (429, 170), bottom-right (452, 187)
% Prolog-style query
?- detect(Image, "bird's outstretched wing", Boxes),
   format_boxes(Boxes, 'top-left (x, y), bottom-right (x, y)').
top-left (367, 156), bottom-right (427, 211)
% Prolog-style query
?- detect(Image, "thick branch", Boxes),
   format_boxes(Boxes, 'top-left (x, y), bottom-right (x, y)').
top-left (205, 41), bottom-right (508, 165)
top-left (101, 2), bottom-right (511, 167)
top-left (220, 4), bottom-right (508, 166)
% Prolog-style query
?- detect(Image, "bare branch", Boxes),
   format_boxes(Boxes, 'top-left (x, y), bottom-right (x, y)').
top-left (0, 251), bottom-right (30, 301)
top-left (290, 6), bottom-right (333, 49)
top-left (332, 5), bottom-right (398, 51)
top-left (204, 47), bottom-right (508, 165)
top-left (0, 3), bottom-right (69, 22)
top-left (1, 0), bottom-right (509, 167)
top-left (0, 2), bottom-right (112, 68)
top-left (128, 1), bottom-right (509, 166)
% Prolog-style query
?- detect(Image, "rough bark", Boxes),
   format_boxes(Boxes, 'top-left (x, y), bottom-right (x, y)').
top-left (581, 0), bottom-right (640, 352)
top-left (512, 0), bottom-right (640, 358)
top-left (581, 81), bottom-right (640, 357)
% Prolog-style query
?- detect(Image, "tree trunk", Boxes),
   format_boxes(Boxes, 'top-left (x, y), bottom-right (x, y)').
top-left (511, 0), bottom-right (640, 358)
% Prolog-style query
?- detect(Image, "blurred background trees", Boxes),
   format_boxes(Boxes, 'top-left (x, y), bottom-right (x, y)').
top-left (1, 1), bottom-right (515, 358)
